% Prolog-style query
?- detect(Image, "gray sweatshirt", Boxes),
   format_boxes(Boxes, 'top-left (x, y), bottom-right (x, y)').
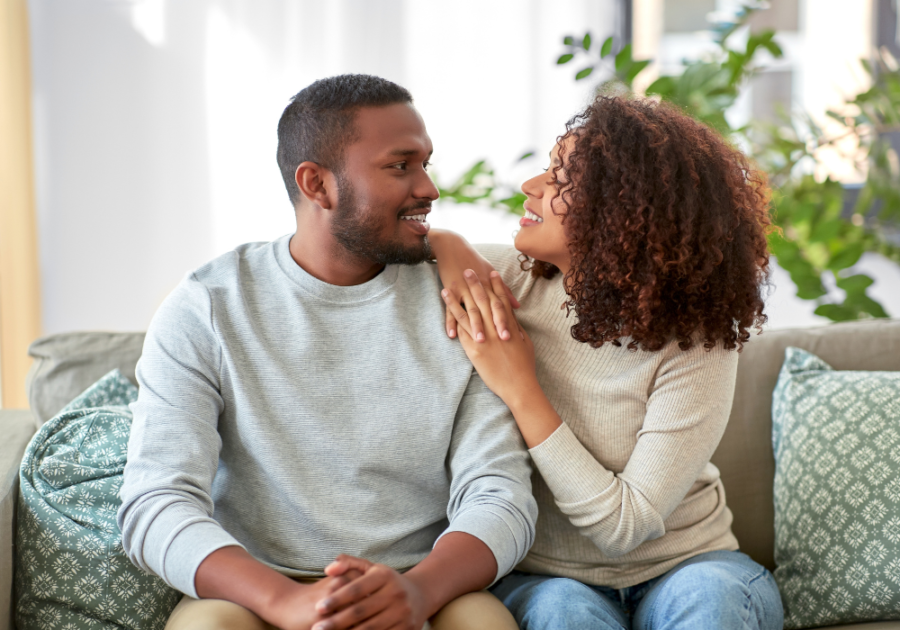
top-left (118, 235), bottom-right (536, 597)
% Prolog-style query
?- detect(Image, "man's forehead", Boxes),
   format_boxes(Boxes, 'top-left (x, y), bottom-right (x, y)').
top-left (351, 104), bottom-right (432, 154)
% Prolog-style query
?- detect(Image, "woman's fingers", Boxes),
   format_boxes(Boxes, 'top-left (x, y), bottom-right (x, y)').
top-left (501, 279), bottom-right (521, 309)
top-left (463, 270), bottom-right (505, 342)
top-left (489, 272), bottom-right (524, 341)
top-left (445, 301), bottom-right (457, 339)
top-left (457, 280), bottom-right (485, 343)
top-left (441, 286), bottom-right (473, 338)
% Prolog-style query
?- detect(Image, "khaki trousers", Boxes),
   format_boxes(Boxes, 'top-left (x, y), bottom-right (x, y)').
top-left (165, 590), bottom-right (518, 630)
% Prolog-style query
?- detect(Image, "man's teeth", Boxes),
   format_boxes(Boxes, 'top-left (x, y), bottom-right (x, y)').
top-left (401, 214), bottom-right (427, 222)
top-left (524, 209), bottom-right (543, 223)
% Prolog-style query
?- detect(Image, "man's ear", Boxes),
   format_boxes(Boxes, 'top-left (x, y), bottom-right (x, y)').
top-left (294, 161), bottom-right (336, 210)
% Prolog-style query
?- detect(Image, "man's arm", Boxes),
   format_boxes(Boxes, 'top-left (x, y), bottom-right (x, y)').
top-left (195, 546), bottom-right (361, 630)
top-left (313, 375), bottom-right (537, 630)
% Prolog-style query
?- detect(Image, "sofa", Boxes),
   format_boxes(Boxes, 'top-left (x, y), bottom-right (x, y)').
top-left (2, 320), bottom-right (900, 630)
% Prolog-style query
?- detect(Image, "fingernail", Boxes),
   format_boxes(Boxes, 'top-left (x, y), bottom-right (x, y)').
top-left (491, 271), bottom-right (499, 277)
top-left (441, 290), bottom-right (448, 298)
top-left (477, 333), bottom-right (485, 342)
top-left (464, 270), bottom-right (475, 278)
top-left (502, 331), bottom-right (510, 340)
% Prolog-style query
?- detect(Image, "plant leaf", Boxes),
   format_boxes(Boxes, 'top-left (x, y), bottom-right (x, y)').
top-left (576, 66), bottom-right (594, 80)
top-left (563, 35), bottom-right (574, 45)
top-left (615, 43), bottom-right (633, 72)
top-left (835, 274), bottom-right (874, 294)
top-left (601, 36), bottom-right (614, 58)
top-left (582, 33), bottom-right (592, 51)
top-left (814, 303), bottom-right (857, 321)
top-left (626, 59), bottom-right (651, 83)
top-left (518, 151), bottom-right (535, 161)
top-left (827, 242), bottom-right (864, 271)
top-left (557, 54), bottom-right (574, 65)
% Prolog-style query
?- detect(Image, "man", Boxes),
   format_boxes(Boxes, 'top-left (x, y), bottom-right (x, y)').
top-left (118, 74), bottom-right (536, 630)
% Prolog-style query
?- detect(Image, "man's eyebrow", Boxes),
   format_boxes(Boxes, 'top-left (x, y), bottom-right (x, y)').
top-left (386, 148), bottom-right (434, 157)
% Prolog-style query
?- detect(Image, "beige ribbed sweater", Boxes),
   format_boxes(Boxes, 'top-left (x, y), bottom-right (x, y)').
top-left (478, 244), bottom-right (740, 589)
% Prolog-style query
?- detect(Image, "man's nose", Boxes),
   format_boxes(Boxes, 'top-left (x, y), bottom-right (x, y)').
top-left (416, 171), bottom-right (440, 200)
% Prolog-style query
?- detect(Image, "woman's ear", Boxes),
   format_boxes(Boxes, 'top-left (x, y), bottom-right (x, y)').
top-left (294, 161), bottom-right (335, 210)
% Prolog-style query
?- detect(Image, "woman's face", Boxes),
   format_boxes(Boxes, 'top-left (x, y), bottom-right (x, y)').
top-left (514, 137), bottom-right (573, 275)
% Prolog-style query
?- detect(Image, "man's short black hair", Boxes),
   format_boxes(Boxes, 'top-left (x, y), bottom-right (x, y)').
top-left (276, 74), bottom-right (413, 206)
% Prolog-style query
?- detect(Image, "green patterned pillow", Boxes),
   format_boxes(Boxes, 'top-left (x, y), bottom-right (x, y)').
top-left (772, 347), bottom-right (900, 629)
top-left (15, 370), bottom-right (181, 630)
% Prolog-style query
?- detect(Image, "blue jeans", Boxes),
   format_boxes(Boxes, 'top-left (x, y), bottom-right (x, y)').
top-left (490, 551), bottom-right (783, 630)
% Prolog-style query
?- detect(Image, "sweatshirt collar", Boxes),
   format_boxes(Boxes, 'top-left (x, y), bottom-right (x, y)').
top-left (273, 234), bottom-right (400, 304)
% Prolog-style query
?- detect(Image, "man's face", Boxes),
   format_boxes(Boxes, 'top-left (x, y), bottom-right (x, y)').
top-left (330, 103), bottom-right (439, 265)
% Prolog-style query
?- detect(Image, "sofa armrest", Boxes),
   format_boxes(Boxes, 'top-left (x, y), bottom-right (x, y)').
top-left (0, 410), bottom-right (36, 630)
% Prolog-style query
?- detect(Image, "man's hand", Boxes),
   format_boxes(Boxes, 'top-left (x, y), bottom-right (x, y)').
top-left (195, 546), bottom-right (362, 630)
top-left (313, 559), bottom-right (429, 630)
top-left (265, 576), bottom-right (360, 630)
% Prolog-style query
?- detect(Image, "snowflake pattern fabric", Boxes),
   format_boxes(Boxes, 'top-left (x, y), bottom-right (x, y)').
top-left (15, 370), bottom-right (181, 630)
top-left (772, 347), bottom-right (900, 629)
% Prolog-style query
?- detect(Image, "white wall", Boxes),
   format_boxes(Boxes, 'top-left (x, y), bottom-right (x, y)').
top-left (28, 0), bottom-right (614, 334)
top-left (27, 0), bottom-right (898, 336)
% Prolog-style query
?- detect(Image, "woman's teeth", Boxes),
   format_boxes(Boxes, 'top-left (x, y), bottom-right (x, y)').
top-left (524, 209), bottom-right (543, 223)
top-left (401, 214), bottom-right (427, 222)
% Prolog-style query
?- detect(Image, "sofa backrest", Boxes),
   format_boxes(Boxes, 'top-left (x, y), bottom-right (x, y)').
top-left (714, 318), bottom-right (900, 571)
top-left (26, 332), bottom-right (145, 427)
top-left (25, 321), bottom-right (900, 572)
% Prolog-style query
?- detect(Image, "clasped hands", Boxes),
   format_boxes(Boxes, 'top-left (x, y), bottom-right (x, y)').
top-left (271, 554), bottom-right (427, 630)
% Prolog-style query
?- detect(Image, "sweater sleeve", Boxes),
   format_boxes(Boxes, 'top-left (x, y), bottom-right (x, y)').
top-left (117, 275), bottom-right (242, 597)
top-left (439, 373), bottom-right (537, 582)
top-left (528, 342), bottom-right (738, 558)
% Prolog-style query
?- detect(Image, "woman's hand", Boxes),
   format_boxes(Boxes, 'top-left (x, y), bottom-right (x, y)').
top-left (442, 270), bottom-right (537, 405)
top-left (443, 270), bottom-right (563, 448)
top-left (429, 229), bottom-right (519, 343)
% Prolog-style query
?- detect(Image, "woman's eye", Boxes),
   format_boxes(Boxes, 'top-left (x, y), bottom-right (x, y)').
top-left (391, 162), bottom-right (407, 170)
top-left (423, 161), bottom-right (431, 171)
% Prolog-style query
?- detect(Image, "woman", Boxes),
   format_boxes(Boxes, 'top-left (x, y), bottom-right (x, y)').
top-left (429, 95), bottom-right (783, 629)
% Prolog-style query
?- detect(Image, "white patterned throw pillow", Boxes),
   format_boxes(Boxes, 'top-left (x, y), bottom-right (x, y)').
top-left (772, 347), bottom-right (900, 629)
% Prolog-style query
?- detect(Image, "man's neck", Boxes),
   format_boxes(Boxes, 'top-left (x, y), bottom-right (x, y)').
top-left (290, 212), bottom-right (384, 287)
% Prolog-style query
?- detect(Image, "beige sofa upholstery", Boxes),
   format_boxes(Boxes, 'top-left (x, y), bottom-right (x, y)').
top-left (1, 320), bottom-right (900, 629)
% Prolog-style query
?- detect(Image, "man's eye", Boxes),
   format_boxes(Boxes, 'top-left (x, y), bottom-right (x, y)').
top-left (423, 161), bottom-right (431, 171)
top-left (391, 162), bottom-right (407, 170)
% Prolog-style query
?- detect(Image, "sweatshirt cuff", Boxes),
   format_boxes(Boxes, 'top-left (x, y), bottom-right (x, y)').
top-left (529, 422), bottom-right (615, 504)
top-left (143, 506), bottom-right (244, 597)
top-left (439, 507), bottom-right (528, 583)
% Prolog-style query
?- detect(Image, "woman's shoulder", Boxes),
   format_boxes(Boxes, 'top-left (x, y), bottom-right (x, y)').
top-left (650, 337), bottom-right (741, 393)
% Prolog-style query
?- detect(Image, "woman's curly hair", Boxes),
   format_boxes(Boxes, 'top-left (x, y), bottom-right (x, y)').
top-left (524, 95), bottom-right (772, 352)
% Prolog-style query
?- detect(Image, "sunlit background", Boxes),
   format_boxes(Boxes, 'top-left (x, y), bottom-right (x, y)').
top-left (22, 0), bottom-right (900, 337)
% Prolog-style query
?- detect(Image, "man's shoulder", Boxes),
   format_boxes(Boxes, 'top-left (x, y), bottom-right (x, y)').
top-left (190, 239), bottom-right (279, 287)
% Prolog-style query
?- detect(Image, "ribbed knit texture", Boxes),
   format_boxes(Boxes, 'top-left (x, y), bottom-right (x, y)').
top-left (478, 244), bottom-right (740, 589)
top-left (117, 235), bottom-right (537, 597)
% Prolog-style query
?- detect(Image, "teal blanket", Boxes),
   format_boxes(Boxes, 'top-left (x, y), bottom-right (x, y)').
top-left (16, 370), bottom-right (181, 630)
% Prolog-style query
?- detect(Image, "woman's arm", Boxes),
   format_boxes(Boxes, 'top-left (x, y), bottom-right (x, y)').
top-left (441, 271), bottom-right (561, 448)
top-left (429, 229), bottom-right (519, 342)
top-left (444, 272), bottom-right (739, 558)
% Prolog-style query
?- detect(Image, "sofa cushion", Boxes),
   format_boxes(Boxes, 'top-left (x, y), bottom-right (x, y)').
top-left (15, 370), bottom-right (180, 630)
top-left (0, 411), bottom-right (37, 630)
top-left (26, 332), bottom-right (145, 426)
top-left (771, 347), bottom-right (900, 629)
top-left (712, 318), bottom-right (900, 572)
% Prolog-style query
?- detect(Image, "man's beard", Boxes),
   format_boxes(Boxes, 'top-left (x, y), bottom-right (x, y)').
top-left (330, 173), bottom-right (432, 265)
